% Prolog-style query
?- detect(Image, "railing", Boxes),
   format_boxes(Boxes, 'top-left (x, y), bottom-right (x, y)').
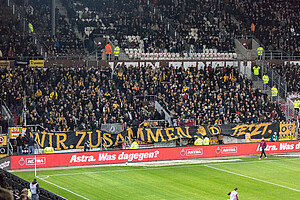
top-left (24, 124), bottom-right (45, 132)
top-left (124, 136), bottom-right (132, 150)
top-left (135, 95), bottom-right (158, 102)
top-left (174, 118), bottom-right (196, 126)
top-left (100, 137), bottom-right (107, 151)
top-left (46, 55), bottom-right (87, 60)
top-left (255, 60), bottom-right (287, 101)
top-left (284, 96), bottom-right (300, 120)
top-left (139, 120), bottom-right (167, 128)
top-left (0, 98), bottom-right (14, 127)
top-left (8, 141), bottom-right (13, 156)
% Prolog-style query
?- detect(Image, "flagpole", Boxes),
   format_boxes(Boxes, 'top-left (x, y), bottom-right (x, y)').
top-left (34, 155), bottom-right (37, 177)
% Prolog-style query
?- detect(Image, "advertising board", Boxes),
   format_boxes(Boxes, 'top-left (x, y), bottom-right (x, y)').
top-left (10, 141), bottom-right (300, 169)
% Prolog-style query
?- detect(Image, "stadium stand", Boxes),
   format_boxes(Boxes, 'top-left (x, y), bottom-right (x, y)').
top-left (0, 1), bottom-right (40, 58)
top-left (11, 0), bottom-right (85, 57)
top-left (0, 63), bottom-right (287, 131)
top-left (228, 0), bottom-right (300, 56)
top-left (0, 169), bottom-right (67, 200)
top-left (271, 63), bottom-right (300, 93)
top-left (1, 0), bottom-right (299, 199)
top-left (58, 0), bottom-right (237, 59)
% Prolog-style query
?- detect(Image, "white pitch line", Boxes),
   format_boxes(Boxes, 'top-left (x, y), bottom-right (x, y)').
top-left (39, 159), bottom-right (242, 177)
top-left (206, 157), bottom-right (300, 166)
top-left (36, 176), bottom-right (90, 200)
top-left (39, 157), bottom-right (300, 178)
top-left (204, 165), bottom-right (300, 193)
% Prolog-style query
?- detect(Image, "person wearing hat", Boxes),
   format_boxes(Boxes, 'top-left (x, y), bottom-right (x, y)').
top-left (227, 188), bottom-right (239, 200)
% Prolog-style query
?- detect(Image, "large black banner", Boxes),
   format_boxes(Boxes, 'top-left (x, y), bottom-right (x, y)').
top-left (27, 123), bottom-right (279, 150)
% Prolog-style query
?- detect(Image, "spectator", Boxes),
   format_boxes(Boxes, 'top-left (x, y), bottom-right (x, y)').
top-left (16, 134), bottom-right (24, 155)
top-left (28, 135), bottom-right (35, 155)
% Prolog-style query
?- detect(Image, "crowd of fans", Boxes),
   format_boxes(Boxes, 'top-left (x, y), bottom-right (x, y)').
top-left (2, 0), bottom-right (300, 57)
top-left (117, 64), bottom-right (285, 125)
top-left (11, 0), bottom-right (85, 57)
top-left (155, 0), bottom-right (236, 53)
top-left (0, 1), bottom-right (39, 58)
top-left (229, 0), bottom-right (300, 56)
top-left (0, 64), bottom-right (286, 132)
top-left (271, 63), bottom-right (300, 93)
top-left (0, 171), bottom-right (30, 200)
top-left (59, 0), bottom-right (236, 53)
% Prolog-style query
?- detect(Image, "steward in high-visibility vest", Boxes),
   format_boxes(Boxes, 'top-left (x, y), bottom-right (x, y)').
top-left (130, 141), bottom-right (139, 149)
top-left (253, 66), bottom-right (260, 75)
top-left (257, 47), bottom-right (264, 56)
top-left (262, 75), bottom-right (269, 84)
top-left (203, 137), bottom-right (210, 145)
top-left (245, 133), bottom-right (251, 143)
top-left (194, 136), bottom-right (203, 146)
top-left (271, 86), bottom-right (278, 97)
top-left (114, 46), bottom-right (120, 58)
top-left (294, 99), bottom-right (300, 110)
top-left (44, 147), bottom-right (54, 154)
top-left (105, 44), bottom-right (112, 55)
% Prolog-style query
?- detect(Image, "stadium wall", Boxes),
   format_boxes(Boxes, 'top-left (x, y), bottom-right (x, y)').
top-left (3, 141), bottom-right (300, 170)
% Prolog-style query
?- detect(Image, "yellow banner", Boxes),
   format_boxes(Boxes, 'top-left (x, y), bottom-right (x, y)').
top-left (0, 60), bottom-right (10, 68)
top-left (279, 123), bottom-right (296, 141)
top-left (0, 154), bottom-right (7, 159)
top-left (0, 136), bottom-right (7, 146)
top-left (250, 123), bottom-right (296, 142)
top-left (29, 60), bottom-right (44, 67)
top-left (9, 127), bottom-right (26, 139)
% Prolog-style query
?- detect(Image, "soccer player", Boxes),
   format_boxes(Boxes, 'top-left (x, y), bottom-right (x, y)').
top-left (227, 188), bottom-right (239, 200)
top-left (259, 137), bottom-right (267, 160)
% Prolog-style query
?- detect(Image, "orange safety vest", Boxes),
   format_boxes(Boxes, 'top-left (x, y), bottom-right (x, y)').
top-left (251, 23), bottom-right (255, 32)
top-left (105, 44), bottom-right (112, 55)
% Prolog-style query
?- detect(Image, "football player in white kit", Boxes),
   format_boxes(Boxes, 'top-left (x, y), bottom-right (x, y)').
top-left (227, 188), bottom-right (239, 200)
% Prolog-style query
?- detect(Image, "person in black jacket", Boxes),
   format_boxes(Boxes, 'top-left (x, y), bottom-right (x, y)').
top-left (28, 135), bottom-right (35, 155)
top-left (16, 134), bottom-right (24, 155)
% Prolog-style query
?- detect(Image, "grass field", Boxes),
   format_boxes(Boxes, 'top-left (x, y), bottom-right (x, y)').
top-left (12, 156), bottom-right (300, 200)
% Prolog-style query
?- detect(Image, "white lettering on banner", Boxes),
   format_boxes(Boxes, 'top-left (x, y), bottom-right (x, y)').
top-left (117, 151), bottom-right (160, 162)
top-left (266, 145), bottom-right (278, 151)
top-left (70, 155), bottom-right (96, 163)
top-left (109, 62), bottom-right (160, 69)
top-left (109, 61), bottom-right (238, 70)
top-left (0, 161), bottom-right (10, 169)
top-left (98, 153), bottom-right (116, 161)
top-left (186, 149), bottom-right (203, 156)
top-left (26, 157), bottom-right (46, 165)
top-left (280, 143), bottom-right (294, 150)
top-left (221, 147), bottom-right (237, 154)
top-left (256, 144), bottom-right (278, 151)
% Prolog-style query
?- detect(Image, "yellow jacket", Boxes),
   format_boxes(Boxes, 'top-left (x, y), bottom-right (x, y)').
top-left (130, 141), bottom-right (139, 149)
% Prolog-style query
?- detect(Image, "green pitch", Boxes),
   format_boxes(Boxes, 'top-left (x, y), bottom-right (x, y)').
top-left (12, 156), bottom-right (300, 200)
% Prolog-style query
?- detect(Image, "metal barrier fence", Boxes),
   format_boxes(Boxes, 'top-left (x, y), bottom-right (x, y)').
top-left (139, 120), bottom-right (167, 128)
top-left (254, 60), bottom-right (287, 102)
top-left (251, 60), bottom-right (299, 120)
